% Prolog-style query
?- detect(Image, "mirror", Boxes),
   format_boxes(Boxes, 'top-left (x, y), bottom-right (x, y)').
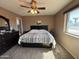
top-left (0, 16), bottom-right (10, 31)
top-left (0, 18), bottom-right (7, 27)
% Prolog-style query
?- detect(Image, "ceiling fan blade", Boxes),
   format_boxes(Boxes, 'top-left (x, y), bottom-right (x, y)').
top-left (37, 10), bottom-right (40, 13)
top-left (37, 7), bottom-right (46, 10)
top-left (20, 5), bottom-right (31, 8)
top-left (27, 10), bottom-right (30, 13)
top-left (18, 0), bottom-right (31, 7)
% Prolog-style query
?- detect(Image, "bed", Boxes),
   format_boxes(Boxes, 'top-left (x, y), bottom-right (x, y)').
top-left (18, 25), bottom-right (56, 48)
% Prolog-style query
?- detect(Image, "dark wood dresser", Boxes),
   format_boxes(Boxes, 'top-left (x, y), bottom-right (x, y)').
top-left (0, 31), bottom-right (19, 55)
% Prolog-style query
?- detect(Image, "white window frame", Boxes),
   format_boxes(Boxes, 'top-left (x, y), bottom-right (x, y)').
top-left (63, 6), bottom-right (79, 38)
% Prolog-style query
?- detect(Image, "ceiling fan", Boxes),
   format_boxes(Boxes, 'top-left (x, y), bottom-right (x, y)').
top-left (19, 0), bottom-right (46, 14)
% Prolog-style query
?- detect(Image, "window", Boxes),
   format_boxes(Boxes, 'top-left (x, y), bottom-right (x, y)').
top-left (64, 6), bottom-right (79, 37)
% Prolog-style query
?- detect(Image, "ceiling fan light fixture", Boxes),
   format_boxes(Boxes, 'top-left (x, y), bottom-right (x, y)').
top-left (34, 10), bottom-right (37, 14)
top-left (31, 9), bottom-right (35, 14)
top-left (30, 9), bottom-right (38, 14)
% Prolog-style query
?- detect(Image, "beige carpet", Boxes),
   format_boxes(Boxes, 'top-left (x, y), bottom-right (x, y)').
top-left (0, 44), bottom-right (74, 59)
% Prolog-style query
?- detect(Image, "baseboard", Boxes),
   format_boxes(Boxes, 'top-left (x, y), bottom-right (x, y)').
top-left (57, 42), bottom-right (76, 59)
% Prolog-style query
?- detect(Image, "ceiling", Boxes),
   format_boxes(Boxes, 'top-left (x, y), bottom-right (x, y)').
top-left (0, 0), bottom-right (72, 16)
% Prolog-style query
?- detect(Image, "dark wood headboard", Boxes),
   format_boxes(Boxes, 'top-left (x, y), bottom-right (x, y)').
top-left (30, 25), bottom-right (48, 30)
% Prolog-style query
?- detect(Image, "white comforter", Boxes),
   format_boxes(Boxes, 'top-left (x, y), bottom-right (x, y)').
top-left (18, 30), bottom-right (56, 48)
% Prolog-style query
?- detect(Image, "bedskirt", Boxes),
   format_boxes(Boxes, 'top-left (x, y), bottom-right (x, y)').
top-left (19, 42), bottom-right (53, 48)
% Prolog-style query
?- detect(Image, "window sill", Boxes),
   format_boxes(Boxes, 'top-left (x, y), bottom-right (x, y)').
top-left (65, 32), bottom-right (79, 39)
